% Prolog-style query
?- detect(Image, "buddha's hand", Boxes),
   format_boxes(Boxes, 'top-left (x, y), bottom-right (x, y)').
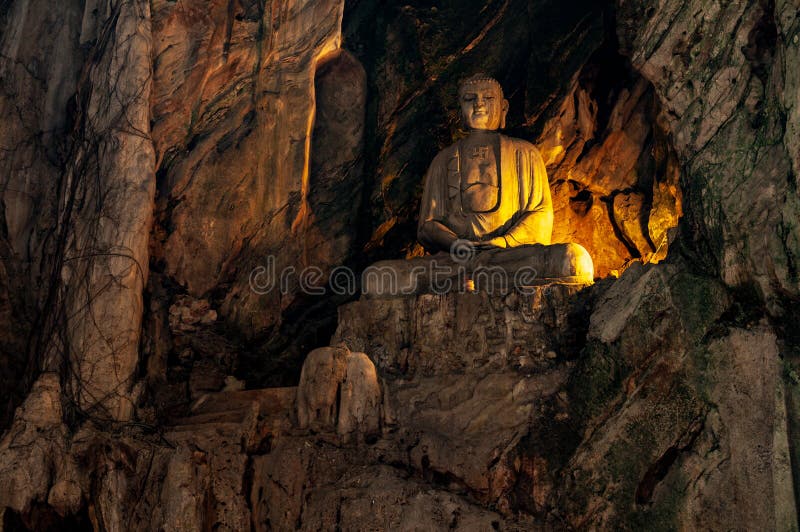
top-left (472, 236), bottom-right (508, 250)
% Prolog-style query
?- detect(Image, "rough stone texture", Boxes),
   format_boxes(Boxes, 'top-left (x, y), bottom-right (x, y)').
top-left (46, 479), bottom-right (82, 518)
top-left (0, 0), bottom-right (156, 423)
top-left (247, 285), bottom-right (589, 530)
top-left (555, 264), bottom-right (796, 529)
top-left (0, 374), bottom-right (66, 515)
top-left (250, 440), bottom-right (534, 531)
top-left (1, 286), bottom-right (587, 529)
top-left (307, 49), bottom-right (367, 271)
top-left (141, 0), bottom-right (370, 387)
top-left (62, 0), bottom-right (156, 421)
top-left (158, 292), bottom-right (239, 407)
top-left (150, 0), bottom-right (348, 337)
top-left (337, 351), bottom-right (382, 442)
top-left (332, 285), bottom-right (589, 512)
top-left (296, 346), bottom-right (349, 432)
top-left (0, 0), bottom-right (83, 263)
top-left (335, 285), bottom-right (586, 376)
top-left (618, 0), bottom-right (800, 311)
top-left (0, 0), bottom-right (87, 428)
top-left (149, 0), bottom-right (265, 298)
top-left (677, 328), bottom-right (797, 530)
top-left (296, 346), bottom-right (382, 442)
top-left (328, 265), bottom-right (795, 529)
top-left (540, 61), bottom-right (683, 277)
top-left (0, 0), bottom-right (799, 530)
top-left (1, 271), bottom-right (798, 529)
top-left (0, 237), bottom-right (28, 428)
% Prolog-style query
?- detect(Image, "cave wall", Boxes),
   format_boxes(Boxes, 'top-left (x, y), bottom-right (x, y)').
top-left (618, 0), bottom-right (800, 309)
top-left (538, 48), bottom-right (682, 277)
top-left (149, 0), bottom-right (345, 335)
top-left (1, 0), bottom-right (786, 430)
top-left (0, 0), bottom-right (798, 529)
top-left (143, 0), bottom-right (679, 392)
top-left (0, 0), bottom-right (156, 424)
top-left (0, 0), bottom-right (685, 423)
top-left (0, 0), bottom-right (87, 428)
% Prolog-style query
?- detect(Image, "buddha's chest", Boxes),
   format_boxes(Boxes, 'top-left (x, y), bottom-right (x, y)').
top-left (459, 141), bottom-right (500, 213)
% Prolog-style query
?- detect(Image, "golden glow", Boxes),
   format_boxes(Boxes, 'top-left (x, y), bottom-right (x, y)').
top-left (575, 246), bottom-right (595, 282)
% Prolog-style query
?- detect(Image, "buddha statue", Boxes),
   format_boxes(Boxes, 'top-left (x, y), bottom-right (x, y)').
top-left (363, 75), bottom-right (593, 297)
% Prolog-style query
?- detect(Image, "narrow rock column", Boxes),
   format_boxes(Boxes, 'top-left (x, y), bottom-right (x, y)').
top-left (63, 0), bottom-right (156, 421)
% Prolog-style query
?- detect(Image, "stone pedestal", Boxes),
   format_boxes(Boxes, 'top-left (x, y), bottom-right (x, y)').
top-left (321, 283), bottom-right (592, 512)
top-left (334, 283), bottom-right (589, 377)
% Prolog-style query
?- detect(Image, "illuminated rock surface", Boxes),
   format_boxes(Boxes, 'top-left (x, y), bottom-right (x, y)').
top-left (0, 0), bottom-right (798, 529)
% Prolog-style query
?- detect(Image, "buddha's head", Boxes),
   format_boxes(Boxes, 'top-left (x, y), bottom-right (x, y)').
top-left (458, 75), bottom-right (509, 131)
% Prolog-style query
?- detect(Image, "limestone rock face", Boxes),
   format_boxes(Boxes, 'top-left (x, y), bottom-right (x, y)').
top-left (0, 0), bottom-right (156, 423)
top-left (251, 458), bottom-right (520, 531)
top-left (682, 328), bottom-right (797, 530)
top-left (0, 0), bottom-right (799, 529)
top-left (558, 264), bottom-right (797, 529)
top-left (307, 50), bottom-right (367, 271)
top-left (62, 0), bottom-right (156, 422)
top-left (150, 0), bottom-right (351, 341)
top-left (541, 63), bottom-right (683, 277)
top-left (247, 285), bottom-right (588, 529)
top-left (0, 0), bottom-right (86, 426)
top-left (337, 352), bottom-right (382, 442)
top-left (0, 0), bottom-right (84, 262)
top-left (296, 346), bottom-right (349, 432)
top-left (333, 285), bottom-right (587, 512)
top-left (141, 0), bottom-right (371, 385)
top-left (330, 265), bottom-right (795, 528)
top-left (6, 268), bottom-right (794, 529)
top-left (47, 480), bottom-right (83, 518)
top-left (335, 286), bottom-right (585, 377)
top-left (618, 0), bottom-right (800, 309)
top-left (0, 374), bottom-right (67, 514)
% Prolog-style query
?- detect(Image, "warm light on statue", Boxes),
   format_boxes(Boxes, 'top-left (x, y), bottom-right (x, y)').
top-left (418, 75), bottom-right (555, 251)
top-left (365, 75), bottom-right (594, 297)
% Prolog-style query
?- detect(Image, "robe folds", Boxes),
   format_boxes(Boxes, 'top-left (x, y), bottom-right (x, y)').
top-left (417, 133), bottom-right (554, 250)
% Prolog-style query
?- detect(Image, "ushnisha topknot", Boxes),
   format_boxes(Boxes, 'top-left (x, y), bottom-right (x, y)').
top-left (458, 74), bottom-right (504, 99)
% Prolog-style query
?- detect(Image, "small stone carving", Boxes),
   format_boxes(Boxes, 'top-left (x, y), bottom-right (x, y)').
top-left (296, 346), bottom-right (381, 442)
top-left (338, 352), bottom-right (382, 442)
top-left (296, 346), bottom-right (349, 431)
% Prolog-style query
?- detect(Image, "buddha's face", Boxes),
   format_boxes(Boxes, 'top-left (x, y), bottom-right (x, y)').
top-left (459, 81), bottom-right (508, 131)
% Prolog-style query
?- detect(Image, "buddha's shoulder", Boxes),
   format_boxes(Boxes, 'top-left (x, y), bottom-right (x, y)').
top-left (499, 133), bottom-right (540, 154)
top-left (428, 142), bottom-right (460, 167)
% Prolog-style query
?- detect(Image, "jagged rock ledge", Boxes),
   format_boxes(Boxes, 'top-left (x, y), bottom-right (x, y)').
top-left (334, 284), bottom-right (589, 377)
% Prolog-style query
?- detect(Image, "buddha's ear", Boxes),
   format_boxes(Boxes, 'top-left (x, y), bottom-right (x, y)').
top-left (500, 99), bottom-right (509, 129)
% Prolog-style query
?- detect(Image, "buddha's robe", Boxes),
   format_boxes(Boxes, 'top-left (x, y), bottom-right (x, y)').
top-left (418, 133), bottom-right (554, 249)
top-left (361, 134), bottom-right (593, 298)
